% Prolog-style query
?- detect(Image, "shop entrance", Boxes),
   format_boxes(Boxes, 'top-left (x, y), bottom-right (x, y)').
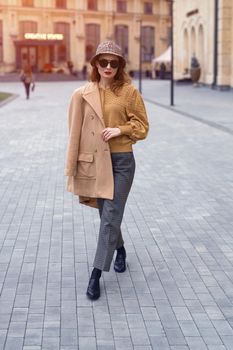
top-left (15, 40), bottom-right (61, 72)
top-left (20, 46), bottom-right (37, 70)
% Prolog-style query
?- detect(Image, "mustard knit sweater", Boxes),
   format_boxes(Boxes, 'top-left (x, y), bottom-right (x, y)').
top-left (99, 83), bottom-right (149, 153)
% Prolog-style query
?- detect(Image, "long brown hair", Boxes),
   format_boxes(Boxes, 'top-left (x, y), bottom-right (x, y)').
top-left (90, 57), bottom-right (131, 94)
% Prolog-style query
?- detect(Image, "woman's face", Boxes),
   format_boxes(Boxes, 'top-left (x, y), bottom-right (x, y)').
top-left (96, 54), bottom-right (119, 80)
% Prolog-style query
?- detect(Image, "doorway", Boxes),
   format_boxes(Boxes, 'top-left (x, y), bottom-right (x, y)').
top-left (20, 46), bottom-right (37, 71)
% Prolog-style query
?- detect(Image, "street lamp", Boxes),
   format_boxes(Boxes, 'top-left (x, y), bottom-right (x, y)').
top-left (136, 18), bottom-right (142, 94)
top-left (212, 0), bottom-right (218, 88)
top-left (167, 0), bottom-right (174, 106)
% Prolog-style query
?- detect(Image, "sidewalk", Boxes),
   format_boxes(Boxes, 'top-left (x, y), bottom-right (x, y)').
top-left (2, 76), bottom-right (232, 133)
top-left (140, 80), bottom-right (233, 134)
top-left (0, 72), bottom-right (82, 83)
top-left (0, 81), bottom-right (233, 350)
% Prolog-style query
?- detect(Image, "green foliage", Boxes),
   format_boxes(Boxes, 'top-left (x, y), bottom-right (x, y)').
top-left (0, 92), bottom-right (13, 102)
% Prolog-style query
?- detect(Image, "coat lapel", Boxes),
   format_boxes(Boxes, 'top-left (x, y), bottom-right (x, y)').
top-left (82, 82), bottom-right (104, 126)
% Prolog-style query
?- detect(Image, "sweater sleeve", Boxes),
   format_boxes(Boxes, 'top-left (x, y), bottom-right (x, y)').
top-left (118, 87), bottom-right (149, 142)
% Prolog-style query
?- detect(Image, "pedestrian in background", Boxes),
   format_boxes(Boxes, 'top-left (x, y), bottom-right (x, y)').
top-left (159, 62), bottom-right (166, 79)
top-left (67, 60), bottom-right (74, 75)
top-left (19, 64), bottom-right (35, 99)
top-left (82, 64), bottom-right (87, 80)
top-left (65, 41), bottom-right (149, 300)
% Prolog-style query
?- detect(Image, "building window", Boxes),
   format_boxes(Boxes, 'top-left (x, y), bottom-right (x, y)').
top-left (0, 20), bottom-right (3, 63)
top-left (20, 21), bottom-right (37, 39)
top-left (85, 24), bottom-right (100, 61)
top-left (115, 25), bottom-right (128, 59)
top-left (141, 26), bottom-right (155, 62)
top-left (22, 0), bottom-right (34, 6)
top-left (117, 0), bottom-right (127, 13)
top-left (144, 2), bottom-right (153, 14)
top-left (54, 22), bottom-right (70, 61)
top-left (56, 0), bottom-right (66, 8)
top-left (167, 1), bottom-right (172, 16)
top-left (87, 0), bottom-right (97, 10)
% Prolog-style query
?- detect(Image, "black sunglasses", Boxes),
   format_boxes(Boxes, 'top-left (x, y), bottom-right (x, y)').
top-left (98, 59), bottom-right (119, 69)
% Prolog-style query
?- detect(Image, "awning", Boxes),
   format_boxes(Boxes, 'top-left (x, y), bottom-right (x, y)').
top-left (14, 39), bottom-right (62, 46)
top-left (152, 46), bottom-right (171, 68)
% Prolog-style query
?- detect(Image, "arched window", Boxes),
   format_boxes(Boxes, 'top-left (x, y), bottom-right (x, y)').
top-left (54, 22), bottom-right (70, 61)
top-left (141, 26), bottom-right (155, 62)
top-left (191, 27), bottom-right (196, 57)
top-left (85, 24), bottom-right (100, 61)
top-left (183, 28), bottom-right (189, 71)
top-left (114, 25), bottom-right (128, 59)
top-left (198, 25), bottom-right (204, 66)
top-left (19, 21), bottom-right (37, 39)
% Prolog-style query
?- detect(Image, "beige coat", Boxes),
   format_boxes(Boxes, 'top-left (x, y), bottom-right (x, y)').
top-left (65, 82), bottom-right (114, 208)
top-left (65, 82), bottom-right (149, 208)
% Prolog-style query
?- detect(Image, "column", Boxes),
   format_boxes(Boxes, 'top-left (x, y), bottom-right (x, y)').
top-left (217, 0), bottom-right (232, 87)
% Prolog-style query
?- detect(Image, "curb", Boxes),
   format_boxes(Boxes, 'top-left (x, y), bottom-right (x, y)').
top-left (145, 98), bottom-right (233, 136)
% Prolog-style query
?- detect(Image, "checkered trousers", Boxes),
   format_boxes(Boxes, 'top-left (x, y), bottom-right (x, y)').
top-left (93, 152), bottom-right (135, 272)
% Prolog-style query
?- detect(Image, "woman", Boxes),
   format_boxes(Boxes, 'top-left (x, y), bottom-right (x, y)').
top-left (65, 41), bottom-right (149, 300)
top-left (19, 64), bottom-right (34, 99)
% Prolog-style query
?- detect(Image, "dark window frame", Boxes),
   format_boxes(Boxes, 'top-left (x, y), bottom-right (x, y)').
top-left (144, 2), bottom-right (153, 14)
top-left (54, 22), bottom-right (70, 62)
top-left (55, 0), bottom-right (66, 9)
top-left (116, 0), bottom-right (127, 13)
top-left (22, 0), bottom-right (34, 7)
top-left (114, 24), bottom-right (128, 59)
top-left (20, 20), bottom-right (37, 39)
top-left (87, 0), bottom-right (98, 11)
top-left (85, 23), bottom-right (100, 61)
top-left (141, 26), bottom-right (155, 62)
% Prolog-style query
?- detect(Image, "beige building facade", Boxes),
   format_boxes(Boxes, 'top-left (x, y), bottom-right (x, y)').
top-left (174, 0), bottom-right (233, 89)
top-left (0, 0), bottom-right (171, 75)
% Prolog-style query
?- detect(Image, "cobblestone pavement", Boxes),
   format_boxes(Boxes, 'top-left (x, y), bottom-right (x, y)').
top-left (141, 80), bottom-right (233, 134)
top-left (0, 81), bottom-right (233, 350)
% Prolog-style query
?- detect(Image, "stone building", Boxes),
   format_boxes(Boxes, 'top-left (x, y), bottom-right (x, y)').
top-left (173, 0), bottom-right (233, 89)
top-left (0, 0), bottom-right (171, 75)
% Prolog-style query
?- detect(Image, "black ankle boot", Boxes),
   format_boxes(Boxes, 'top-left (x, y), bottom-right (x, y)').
top-left (114, 246), bottom-right (126, 273)
top-left (86, 268), bottom-right (101, 300)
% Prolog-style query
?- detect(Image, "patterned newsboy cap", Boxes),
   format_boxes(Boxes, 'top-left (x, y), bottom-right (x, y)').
top-left (90, 41), bottom-right (126, 67)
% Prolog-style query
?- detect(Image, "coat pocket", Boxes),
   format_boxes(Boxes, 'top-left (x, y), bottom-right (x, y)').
top-left (76, 153), bottom-right (96, 179)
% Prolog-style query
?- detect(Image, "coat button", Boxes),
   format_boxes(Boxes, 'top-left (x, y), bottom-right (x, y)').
top-left (95, 149), bottom-right (97, 153)
top-left (91, 131), bottom-right (95, 136)
top-left (91, 115), bottom-right (94, 120)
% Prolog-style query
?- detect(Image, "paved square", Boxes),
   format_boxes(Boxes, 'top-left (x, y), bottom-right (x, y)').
top-left (0, 81), bottom-right (233, 349)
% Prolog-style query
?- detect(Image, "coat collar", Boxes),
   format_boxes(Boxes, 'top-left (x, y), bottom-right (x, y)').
top-left (81, 82), bottom-right (104, 124)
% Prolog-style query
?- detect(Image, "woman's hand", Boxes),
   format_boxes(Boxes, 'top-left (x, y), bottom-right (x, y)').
top-left (102, 128), bottom-right (121, 142)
